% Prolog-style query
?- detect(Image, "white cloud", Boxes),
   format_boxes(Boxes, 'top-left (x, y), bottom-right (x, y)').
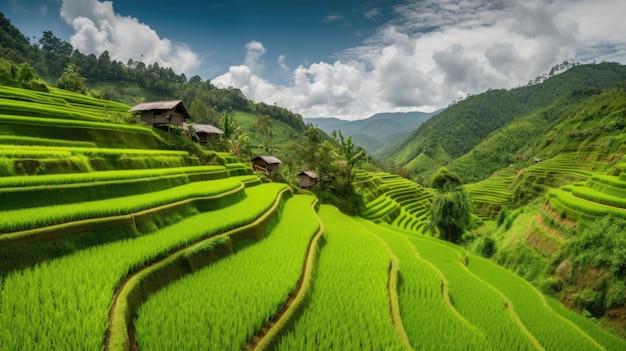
top-left (52, 0), bottom-right (602, 120)
top-left (39, 5), bottom-right (48, 16)
top-left (323, 14), bottom-right (343, 23)
top-left (213, 0), bottom-right (626, 120)
top-left (277, 54), bottom-right (289, 71)
top-left (364, 8), bottom-right (382, 20)
top-left (559, 0), bottom-right (626, 62)
top-left (60, 0), bottom-right (198, 74)
top-left (243, 41), bottom-right (265, 74)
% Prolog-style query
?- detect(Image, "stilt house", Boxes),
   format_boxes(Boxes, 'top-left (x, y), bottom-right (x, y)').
top-left (298, 171), bottom-right (318, 188)
top-left (251, 155), bottom-right (282, 176)
top-left (130, 100), bottom-right (190, 130)
top-left (185, 123), bottom-right (224, 144)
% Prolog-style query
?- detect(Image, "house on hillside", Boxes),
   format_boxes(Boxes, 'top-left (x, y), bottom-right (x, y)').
top-left (251, 155), bottom-right (282, 176)
top-left (184, 123), bottom-right (224, 144)
top-left (129, 100), bottom-right (190, 130)
top-left (298, 170), bottom-right (318, 188)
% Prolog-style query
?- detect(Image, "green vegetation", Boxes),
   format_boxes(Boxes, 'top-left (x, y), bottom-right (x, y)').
top-left (2, 14), bottom-right (626, 348)
top-left (384, 62), bottom-right (626, 183)
top-left (0, 182), bottom-right (287, 350)
top-left (470, 255), bottom-right (625, 350)
top-left (273, 205), bottom-right (406, 350)
top-left (306, 111), bottom-right (438, 158)
top-left (428, 167), bottom-right (474, 242)
top-left (136, 195), bottom-right (320, 350)
top-left (0, 176), bottom-right (255, 234)
top-left (357, 220), bottom-right (493, 350)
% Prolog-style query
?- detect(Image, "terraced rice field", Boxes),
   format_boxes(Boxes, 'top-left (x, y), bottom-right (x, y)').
top-left (525, 153), bottom-right (596, 182)
top-left (358, 172), bottom-right (433, 232)
top-left (547, 164), bottom-right (626, 221)
top-left (136, 195), bottom-right (321, 350)
top-left (0, 177), bottom-right (289, 350)
top-left (466, 169), bottom-right (515, 219)
top-left (1, 161), bottom-right (623, 350)
top-left (1, 86), bottom-right (624, 350)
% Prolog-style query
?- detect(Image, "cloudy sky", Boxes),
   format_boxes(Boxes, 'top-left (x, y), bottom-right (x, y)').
top-left (2, 0), bottom-right (626, 120)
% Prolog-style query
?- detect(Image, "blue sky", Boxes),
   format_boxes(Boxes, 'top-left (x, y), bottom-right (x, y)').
top-left (2, 0), bottom-right (626, 119)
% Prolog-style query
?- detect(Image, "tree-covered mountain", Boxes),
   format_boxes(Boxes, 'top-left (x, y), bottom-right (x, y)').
top-left (306, 110), bottom-right (439, 157)
top-left (0, 12), bottom-right (318, 156)
top-left (382, 62), bottom-right (626, 183)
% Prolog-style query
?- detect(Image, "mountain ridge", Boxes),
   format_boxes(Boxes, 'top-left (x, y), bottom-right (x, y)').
top-left (305, 110), bottom-right (439, 156)
top-left (382, 62), bottom-right (626, 183)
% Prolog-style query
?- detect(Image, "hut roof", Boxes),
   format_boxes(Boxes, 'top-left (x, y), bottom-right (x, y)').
top-left (129, 100), bottom-right (191, 119)
top-left (251, 155), bottom-right (282, 164)
top-left (298, 171), bottom-right (318, 179)
top-left (185, 123), bottom-right (224, 134)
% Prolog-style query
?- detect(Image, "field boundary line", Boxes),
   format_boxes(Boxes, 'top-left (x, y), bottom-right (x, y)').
top-left (413, 234), bottom-right (547, 350)
top-left (461, 259), bottom-right (545, 351)
top-left (0, 182), bottom-right (247, 247)
top-left (476, 256), bottom-right (607, 351)
top-left (105, 187), bottom-right (291, 351)
top-left (251, 197), bottom-right (326, 351)
top-left (358, 220), bottom-right (413, 351)
top-left (404, 236), bottom-right (483, 336)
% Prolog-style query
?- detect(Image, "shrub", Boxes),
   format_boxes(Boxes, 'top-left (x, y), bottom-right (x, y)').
top-left (495, 208), bottom-right (507, 226)
top-left (606, 280), bottom-right (626, 309)
top-left (573, 288), bottom-right (605, 318)
top-left (538, 277), bottom-right (562, 295)
top-left (568, 216), bottom-right (626, 275)
top-left (479, 236), bottom-right (497, 258)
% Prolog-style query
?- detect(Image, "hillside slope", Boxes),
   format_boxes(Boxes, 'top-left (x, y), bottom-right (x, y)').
top-left (383, 63), bottom-right (626, 183)
top-left (1, 78), bottom-right (625, 348)
top-left (306, 110), bottom-right (438, 157)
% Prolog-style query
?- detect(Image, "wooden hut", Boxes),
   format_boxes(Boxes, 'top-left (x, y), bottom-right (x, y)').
top-left (185, 123), bottom-right (224, 144)
top-left (298, 171), bottom-right (318, 188)
top-left (129, 100), bottom-right (190, 130)
top-left (251, 155), bottom-right (282, 176)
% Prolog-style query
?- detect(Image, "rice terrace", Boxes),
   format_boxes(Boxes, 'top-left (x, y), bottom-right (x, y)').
top-left (1, 9), bottom-right (626, 351)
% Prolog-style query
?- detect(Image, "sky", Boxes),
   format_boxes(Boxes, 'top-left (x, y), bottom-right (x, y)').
top-left (2, 0), bottom-right (626, 120)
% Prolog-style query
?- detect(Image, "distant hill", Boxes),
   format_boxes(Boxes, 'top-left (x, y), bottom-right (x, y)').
top-left (306, 111), bottom-right (439, 157)
top-left (382, 62), bottom-right (626, 183)
top-left (0, 12), bottom-right (318, 163)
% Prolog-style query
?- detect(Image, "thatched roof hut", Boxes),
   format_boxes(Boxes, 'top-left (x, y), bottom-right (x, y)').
top-left (251, 155), bottom-right (282, 176)
top-left (130, 100), bottom-right (190, 129)
top-left (298, 170), bottom-right (318, 188)
top-left (185, 123), bottom-right (224, 144)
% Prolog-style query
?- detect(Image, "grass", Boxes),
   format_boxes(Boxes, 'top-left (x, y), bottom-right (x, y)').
top-left (408, 233), bottom-right (535, 350)
top-left (0, 176), bottom-right (258, 234)
top-left (469, 255), bottom-right (625, 350)
top-left (359, 219), bottom-right (492, 350)
top-left (0, 182), bottom-right (287, 351)
top-left (0, 167), bottom-right (236, 211)
top-left (135, 195), bottom-right (320, 351)
top-left (273, 205), bottom-right (406, 351)
top-left (359, 172), bottom-right (433, 231)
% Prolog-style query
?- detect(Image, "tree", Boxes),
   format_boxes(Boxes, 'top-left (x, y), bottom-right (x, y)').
top-left (189, 99), bottom-right (210, 122)
top-left (253, 115), bottom-right (273, 153)
top-left (334, 130), bottom-right (365, 183)
top-left (219, 112), bottom-right (238, 141)
top-left (429, 167), bottom-right (473, 243)
top-left (17, 62), bottom-right (35, 83)
top-left (56, 63), bottom-right (86, 94)
top-left (315, 140), bottom-right (336, 183)
top-left (39, 31), bottom-right (72, 55)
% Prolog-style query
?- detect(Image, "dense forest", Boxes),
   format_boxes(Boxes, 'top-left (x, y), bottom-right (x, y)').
top-left (0, 12), bottom-right (305, 131)
top-left (383, 62), bottom-right (626, 183)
